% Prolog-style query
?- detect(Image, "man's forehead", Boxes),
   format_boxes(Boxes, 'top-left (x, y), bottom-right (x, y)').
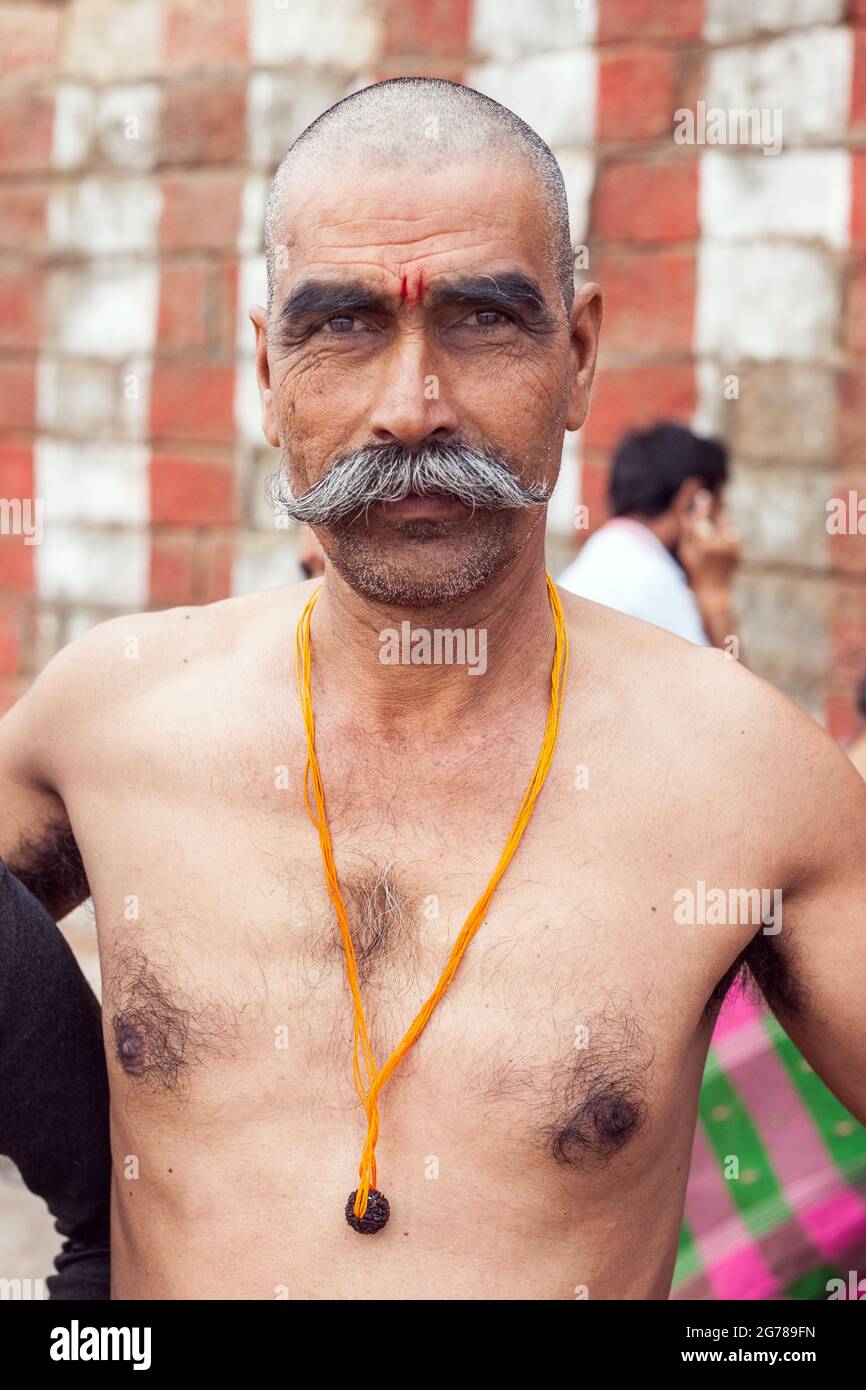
top-left (272, 153), bottom-right (554, 293)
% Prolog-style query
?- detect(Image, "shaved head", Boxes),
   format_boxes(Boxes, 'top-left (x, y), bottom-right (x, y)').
top-left (264, 76), bottom-right (575, 317)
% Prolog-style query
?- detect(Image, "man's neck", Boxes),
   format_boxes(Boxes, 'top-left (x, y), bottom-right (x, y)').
top-left (307, 545), bottom-right (556, 739)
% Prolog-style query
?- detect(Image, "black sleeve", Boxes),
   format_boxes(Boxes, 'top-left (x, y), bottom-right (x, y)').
top-left (0, 859), bottom-right (111, 1299)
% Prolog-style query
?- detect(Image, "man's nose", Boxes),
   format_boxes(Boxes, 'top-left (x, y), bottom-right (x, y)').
top-left (368, 337), bottom-right (460, 447)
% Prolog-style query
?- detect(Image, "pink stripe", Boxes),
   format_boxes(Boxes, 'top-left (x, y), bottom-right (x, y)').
top-left (800, 1189), bottom-right (866, 1260)
top-left (709, 1245), bottom-right (781, 1301)
top-left (684, 1123), bottom-right (740, 1235)
top-left (711, 982), bottom-right (761, 1040)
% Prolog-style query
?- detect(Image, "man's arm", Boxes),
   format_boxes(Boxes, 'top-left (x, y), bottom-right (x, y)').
top-left (0, 629), bottom-right (106, 919)
top-left (736, 685), bottom-right (866, 1125)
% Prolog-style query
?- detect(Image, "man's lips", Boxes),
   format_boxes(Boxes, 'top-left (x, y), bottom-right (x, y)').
top-left (377, 493), bottom-right (467, 519)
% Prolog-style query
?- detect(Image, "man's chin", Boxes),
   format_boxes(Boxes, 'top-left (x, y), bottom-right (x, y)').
top-left (319, 513), bottom-right (521, 606)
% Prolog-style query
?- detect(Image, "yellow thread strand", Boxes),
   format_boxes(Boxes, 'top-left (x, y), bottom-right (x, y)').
top-left (295, 573), bottom-right (569, 1219)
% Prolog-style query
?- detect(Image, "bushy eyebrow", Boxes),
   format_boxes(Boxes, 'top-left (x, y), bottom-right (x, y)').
top-left (277, 270), bottom-right (559, 335)
top-left (279, 279), bottom-right (390, 328)
top-left (425, 272), bottom-right (553, 319)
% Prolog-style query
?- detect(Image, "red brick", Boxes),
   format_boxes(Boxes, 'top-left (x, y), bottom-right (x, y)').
top-left (0, 681), bottom-right (22, 715)
top-left (0, 183), bottom-right (47, 251)
top-left (578, 455), bottom-right (611, 534)
top-left (852, 27), bottom-right (866, 129)
top-left (0, 443), bottom-right (35, 594)
top-left (164, 0), bottom-right (248, 71)
top-left (0, 603), bottom-right (20, 676)
top-left (851, 153), bottom-right (866, 248)
top-left (0, 91), bottom-right (53, 172)
top-left (157, 266), bottom-right (210, 353)
top-left (0, 3), bottom-right (60, 73)
top-left (160, 173), bottom-right (243, 250)
top-left (0, 442), bottom-right (33, 497)
top-left (844, 260), bottom-right (866, 355)
top-left (594, 159), bottom-right (698, 241)
top-left (196, 534), bottom-right (233, 603)
top-left (583, 364), bottom-right (695, 452)
top-left (149, 532), bottom-right (197, 605)
top-left (150, 364), bottom-right (235, 444)
top-left (0, 363), bottom-right (35, 433)
top-left (160, 82), bottom-right (247, 166)
top-left (838, 370), bottom-right (866, 465)
top-left (599, 0), bottom-right (703, 42)
top-left (598, 50), bottom-right (678, 143)
top-left (0, 265), bottom-right (41, 350)
top-left (827, 471), bottom-right (866, 575)
top-left (385, 0), bottom-right (472, 56)
top-left (594, 249), bottom-right (695, 356)
top-left (151, 453), bottom-right (236, 526)
top-left (210, 262), bottom-right (238, 353)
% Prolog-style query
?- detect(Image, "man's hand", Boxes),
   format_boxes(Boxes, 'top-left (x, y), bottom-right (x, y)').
top-left (679, 489), bottom-right (740, 650)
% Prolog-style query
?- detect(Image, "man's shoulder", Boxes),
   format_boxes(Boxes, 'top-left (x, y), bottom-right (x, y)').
top-left (15, 582), bottom-right (315, 726)
top-left (561, 586), bottom-right (825, 763)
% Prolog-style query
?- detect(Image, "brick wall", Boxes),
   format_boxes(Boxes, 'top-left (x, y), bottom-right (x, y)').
top-left (1, 0), bottom-right (865, 727)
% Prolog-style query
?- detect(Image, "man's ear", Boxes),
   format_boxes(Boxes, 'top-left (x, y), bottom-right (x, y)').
top-left (249, 304), bottom-right (280, 449)
top-left (565, 282), bottom-right (603, 432)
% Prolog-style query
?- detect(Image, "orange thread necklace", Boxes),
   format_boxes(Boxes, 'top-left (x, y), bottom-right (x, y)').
top-left (294, 572), bottom-right (569, 1232)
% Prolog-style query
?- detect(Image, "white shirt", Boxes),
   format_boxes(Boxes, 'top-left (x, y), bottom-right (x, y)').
top-left (558, 518), bottom-right (709, 646)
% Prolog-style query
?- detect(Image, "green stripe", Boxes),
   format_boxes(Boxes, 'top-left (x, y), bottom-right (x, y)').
top-left (699, 1047), bottom-right (791, 1236)
top-left (672, 1218), bottom-right (701, 1286)
top-left (785, 1264), bottom-right (836, 1301)
top-left (764, 1015), bottom-right (866, 1176)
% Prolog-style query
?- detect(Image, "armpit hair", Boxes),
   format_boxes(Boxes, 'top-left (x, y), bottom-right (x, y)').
top-left (704, 928), bottom-right (807, 1022)
top-left (6, 820), bottom-right (89, 915)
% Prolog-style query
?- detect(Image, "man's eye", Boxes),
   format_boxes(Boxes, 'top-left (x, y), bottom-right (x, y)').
top-left (322, 315), bottom-right (361, 334)
top-left (471, 310), bottom-right (510, 329)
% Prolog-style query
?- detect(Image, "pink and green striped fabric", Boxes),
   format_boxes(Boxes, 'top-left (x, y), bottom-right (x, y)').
top-left (672, 983), bottom-right (866, 1300)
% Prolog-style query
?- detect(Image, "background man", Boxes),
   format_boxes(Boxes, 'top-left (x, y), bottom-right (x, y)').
top-left (559, 423), bottom-right (739, 649)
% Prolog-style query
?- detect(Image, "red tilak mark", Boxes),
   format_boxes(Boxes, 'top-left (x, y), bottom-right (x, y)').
top-left (399, 272), bottom-right (425, 309)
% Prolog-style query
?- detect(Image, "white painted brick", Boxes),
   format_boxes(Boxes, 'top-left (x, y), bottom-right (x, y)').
top-left (36, 527), bottom-right (149, 607)
top-left (467, 51), bottom-right (597, 149)
top-left (64, 609), bottom-right (110, 644)
top-left (694, 242), bottom-right (840, 361)
top-left (47, 177), bottom-right (163, 255)
top-left (692, 359), bottom-right (730, 438)
top-left (727, 466), bottom-right (829, 570)
top-left (235, 356), bottom-right (265, 447)
top-left (37, 357), bottom-right (151, 443)
top-left (96, 85), bottom-right (161, 171)
top-left (37, 359), bottom-right (116, 437)
top-left (53, 84), bottom-right (96, 169)
top-left (62, 0), bottom-right (165, 82)
top-left (246, 71), bottom-right (348, 167)
top-left (35, 440), bottom-right (149, 526)
top-left (555, 148), bottom-right (595, 247)
top-left (249, 0), bottom-right (381, 69)
top-left (232, 533), bottom-right (299, 596)
top-left (472, 0), bottom-right (597, 60)
top-left (237, 255), bottom-right (268, 353)
top-left (705, 0), bottom-right (844, 43)
top-left (699, 149), bottom-right (851, 250)
top-left (705, 28), bottom-right (853, 144)
top-left (45, 263), bottom-right (159, 360)
top-left (547, 432), bottom-right (579, 536)
top-left (239, 175), bottom-right (268, 256)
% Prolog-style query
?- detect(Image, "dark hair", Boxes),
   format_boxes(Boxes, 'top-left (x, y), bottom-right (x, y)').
top-left (608, 423), bottom-right (728, 519)
top-left (857, 665), bottom-right (866, 721)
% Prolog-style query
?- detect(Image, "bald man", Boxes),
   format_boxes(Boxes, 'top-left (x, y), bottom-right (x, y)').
top-left (2, 78), bottom-right (866, 1301)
